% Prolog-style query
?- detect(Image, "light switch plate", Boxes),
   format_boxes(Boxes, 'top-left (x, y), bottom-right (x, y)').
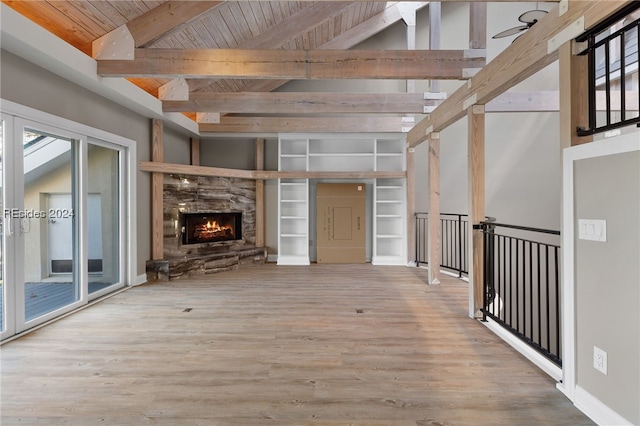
top-left (578, 219), bottom-right (607, 242)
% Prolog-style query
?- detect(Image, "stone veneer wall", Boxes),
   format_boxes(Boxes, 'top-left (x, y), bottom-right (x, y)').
top-left (145, 174), bottom-right (265, 281)
top-left (164, 174), bottom-right (257, 257)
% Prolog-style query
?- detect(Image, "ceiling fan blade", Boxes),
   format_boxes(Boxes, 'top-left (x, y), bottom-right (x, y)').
top-left (492, 25), bottom-right (528, 39)
top-left (518, 10), bottom-right (548, 25)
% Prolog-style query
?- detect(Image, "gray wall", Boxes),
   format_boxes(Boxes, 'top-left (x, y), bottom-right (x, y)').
top-left (574, 151), bottom-right (640, 424)
top-left (0, 49), bottom-right (192, 277)
top-left (163, 128), bottom-right (191, 165)
top-left (418, 112), bottom-right (561, 230)
top-left (200, 138), bottom-right (257, 170)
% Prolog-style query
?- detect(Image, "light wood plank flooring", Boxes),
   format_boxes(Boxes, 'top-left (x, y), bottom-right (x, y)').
top-left (1, 264), bottom-right (592, 425)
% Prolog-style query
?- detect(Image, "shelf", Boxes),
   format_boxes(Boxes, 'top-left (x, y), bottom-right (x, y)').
top-left (279, 135), bottom-right (406, 265)
top-left (308, 153), bottom-right (374, 157)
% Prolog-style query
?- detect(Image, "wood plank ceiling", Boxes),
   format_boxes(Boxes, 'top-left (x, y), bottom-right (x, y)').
top-left (3, 0), bottom-right (471, 133)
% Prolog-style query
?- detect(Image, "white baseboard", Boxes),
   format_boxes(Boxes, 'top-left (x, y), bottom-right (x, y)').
top-left (574, 385), bottom-right (633, 426)
top-left (276, 256), bottom-right (310, 266)
top-left (136, 273), bottom-right (147, 286)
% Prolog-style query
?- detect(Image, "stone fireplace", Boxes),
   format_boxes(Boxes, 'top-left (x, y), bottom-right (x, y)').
top-left (146, 174), bottom-right (266, 281)
top-left (181, 212), bottom-right (243, 245)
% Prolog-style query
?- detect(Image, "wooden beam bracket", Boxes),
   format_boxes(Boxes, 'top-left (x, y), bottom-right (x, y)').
top-left (196, 113), bottom-right (221, 124)
top-left (158, 78), bottom-right (189, 101)
top-left (92, 25), bottom-right (134, 60)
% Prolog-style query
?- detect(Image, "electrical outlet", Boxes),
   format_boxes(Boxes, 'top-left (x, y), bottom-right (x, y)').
top-left (593, 346), bottom-right (608, 375)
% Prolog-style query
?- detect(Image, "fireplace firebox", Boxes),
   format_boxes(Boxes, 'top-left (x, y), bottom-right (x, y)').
top-left (181, 212), bottom-right (243, 245)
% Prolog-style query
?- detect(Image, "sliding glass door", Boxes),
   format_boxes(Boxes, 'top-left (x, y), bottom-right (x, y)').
top-left (87, 140), bottom-right (123, 296)
top-left (21, 127), bottom-right (81, 322)
top-left (1, 110), bottom-right (129, 340)
top-left (1, 118), bottom-right (6, 337)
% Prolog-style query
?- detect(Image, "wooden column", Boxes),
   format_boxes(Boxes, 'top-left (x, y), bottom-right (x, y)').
top-left (255, 138), bottom-right (265, 248)
top-left (190, 137), bottom-right (200, 166)
top-left (467, 0), bottom-right (487, 317)
top-left (151, 119), bottom-right (164, 260)
top-left (428, 132), bottom-right (441, 285)
top-left (559, 42), bottom-right (593, 148)
top-left (467, 105), bottom-right (485, 318)
top-left (429, 2), bottom-right (441, 93)
top-left (406, 146), bottom-right (416, 265)
top-left (469, 2), bottom-right (487, 50)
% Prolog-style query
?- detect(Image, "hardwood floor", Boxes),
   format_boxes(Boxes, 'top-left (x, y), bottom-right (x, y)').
top-left (0, 264), bottom-right (593, 425)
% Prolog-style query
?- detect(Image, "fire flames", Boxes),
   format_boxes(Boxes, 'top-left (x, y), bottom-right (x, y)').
top-left (194, 220), bottom-right (234, 240)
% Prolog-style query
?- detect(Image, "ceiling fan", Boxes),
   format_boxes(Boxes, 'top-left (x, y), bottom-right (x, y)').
top-left (492, 8), bottom-right (548, 42)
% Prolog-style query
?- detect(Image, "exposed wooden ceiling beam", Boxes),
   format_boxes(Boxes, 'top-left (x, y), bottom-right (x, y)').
top-left (199, 116), bottom-right (410, 133)
top-left (166, 90), bottom-right (639, 115)
top-left (235, 2), bottom-right (428, 94)
top-left (407, 1), bottom-right (633, 147)
top-left (127, 1), bottom-right (223, 47)
top-left (187, 1), bottom-right (359, 92)
top-left (98, 48), bottom-right (485, 80)
top-left (163, 92), bottom-right (434, 114)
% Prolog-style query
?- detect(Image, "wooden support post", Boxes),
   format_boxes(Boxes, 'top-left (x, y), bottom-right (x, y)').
top-left (255, 138), bottom-right (265, 248)
top-left (467, 105), bottom-right (485, 318)
top-left (406, 146), bottom-right (416, 265)
top-left (428, 132), bottom-right (441, 285)
top-left (559, 42), bottom-right (593, 148)
top-left (469, 2), bottom-right (487, 50)
top-left (406, 24), bottom-right (416, 93)
top-left (191, 137), bottom-right (200, 166)
top-left (151, 118), bottom-right (164, 260)
top-left (429, 2), bottom-right (442, 93)
top-left (398, 4), bottom-right (417, 94)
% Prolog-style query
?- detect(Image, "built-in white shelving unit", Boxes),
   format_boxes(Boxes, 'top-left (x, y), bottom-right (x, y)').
top-left (373, 178), bottom-right (406, 265)
top-left (277, 178), bottom-right (309, 265)
top-left (277, 134), bottom-right (406, 265)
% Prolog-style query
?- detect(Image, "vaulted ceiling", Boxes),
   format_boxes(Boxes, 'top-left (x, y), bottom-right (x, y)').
top-left (3, 0), bottom-right (492, 134)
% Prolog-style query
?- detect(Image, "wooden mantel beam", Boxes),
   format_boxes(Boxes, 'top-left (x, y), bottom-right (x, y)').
top-left (97, 48), bottom-right (486, 80)
top-left (407, 1), bottom-right (633, 147)
top-left (164, 92), bottom-right (436, 114)
top-left (139, 161), bottom-right (405, 180)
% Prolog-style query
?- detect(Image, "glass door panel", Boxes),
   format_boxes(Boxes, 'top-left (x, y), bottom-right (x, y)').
top-left (0, 120), bottom-right (4, 333)
top-left (87, 142), bottom-right (121, 295)
top-left (22, 128), bottom-right (79, 322)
